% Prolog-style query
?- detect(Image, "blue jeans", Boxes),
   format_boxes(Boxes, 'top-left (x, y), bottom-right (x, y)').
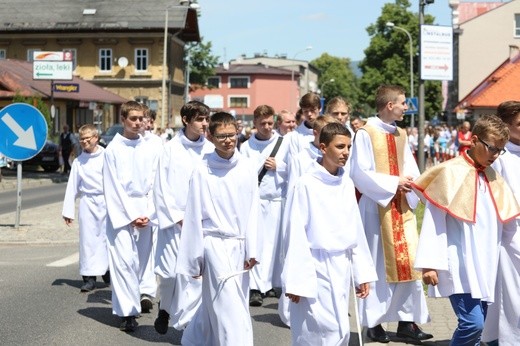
top-left (449, 294), bottom-right (488, 346)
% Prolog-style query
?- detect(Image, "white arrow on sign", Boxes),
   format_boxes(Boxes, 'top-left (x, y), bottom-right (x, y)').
top-left (1, 112), bottom-right (37, 150)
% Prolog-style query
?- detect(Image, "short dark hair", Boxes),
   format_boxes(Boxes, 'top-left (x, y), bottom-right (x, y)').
top-left (497, 100), bottom-right (520, 125)
top-left (181, 101), bottom-right (210, 126)
top-left (299, 92), bottom-right (321, 109)
top-left (319, 122), bottom-right (351, 146)
top-left (208, 112), bottom-right (237, 135)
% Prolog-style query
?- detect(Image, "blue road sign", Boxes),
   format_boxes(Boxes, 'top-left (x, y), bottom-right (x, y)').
top-left (405, 97), bottom-right (418, 114)
top-left (0, 103), bottom-right (48, 161)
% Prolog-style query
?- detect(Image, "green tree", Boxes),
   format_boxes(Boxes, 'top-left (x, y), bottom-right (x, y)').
top-left (186, 38), bottom-right (219, 88)
top-left (358, 0), bottom-right (442, 123)
top-left (311, 53), bottom-right (360, 110)
top-left (12, 93), bottom-right (52, 138)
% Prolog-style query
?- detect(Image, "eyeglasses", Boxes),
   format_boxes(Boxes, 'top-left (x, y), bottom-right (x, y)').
top-left (213, 133), bottom-right (237, 141)
top-left (331, 111), bottom-right (349, 116)
top-left (79, 136), bottom-right (94, 142)
top-left (477, 137), bottom-right (506, 155)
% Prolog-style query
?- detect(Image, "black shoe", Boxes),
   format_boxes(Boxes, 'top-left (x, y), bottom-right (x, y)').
top-left (154, 309), bottom-right (170, 335)
top-left (265, 289), bottom-right (277, 298)
top-left (249, 290), bottom-right (263, 307)
top-left (396, 321), bottom-right (433, 341)
top-left (119, 316), bottom-right (138, 332)
top-left (367, 324), bottom-right (390, 343)
top-left (80, 277), bottom-right (96, 292)
top-left (140, 294), bottom-right (153, 313)
top-left (101, 270), bottom-right (110, 285)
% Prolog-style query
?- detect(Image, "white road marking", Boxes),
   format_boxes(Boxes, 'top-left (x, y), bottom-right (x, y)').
top-left (46, 252), bottom-right (79, 267)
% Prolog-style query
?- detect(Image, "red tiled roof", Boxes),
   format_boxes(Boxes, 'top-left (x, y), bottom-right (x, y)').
top-left (458, 2), bottom-right (506, 23)
top-left (0, 59), bottom-right (128, 104)
top-left (456, 52), bottom-right (520, 110)
top-left (215, 64), bottom-right (295, 76)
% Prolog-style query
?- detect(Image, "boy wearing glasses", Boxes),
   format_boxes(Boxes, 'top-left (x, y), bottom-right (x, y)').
top-left (62, 124), bottom-right (109, 292)
top-left (176, 112), bottom-right (259, 345)
top-left (413, 114), bottom-right (520, 345)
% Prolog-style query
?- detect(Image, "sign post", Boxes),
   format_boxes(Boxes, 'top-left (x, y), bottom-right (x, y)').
top-left (0, 103), bottom-right (48, 228)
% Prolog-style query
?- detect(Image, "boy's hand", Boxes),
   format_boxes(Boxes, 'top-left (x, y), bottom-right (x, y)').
top-left (398, 176), bottom-right (414, 193)
top-left (422, 268), bottom-right (439, 286)
top-left (244, 258), bottom-right (257, 270)
top-left (356, 282), bottom-right (370, 298)
top-left (63, 217), bottom-right (73, 226)
top-left (132, 217), bottom-right (150, 228)
top-left (285, 293), bottom-right (300, 303)
top-left (264, 157), bottom-right (276, 171)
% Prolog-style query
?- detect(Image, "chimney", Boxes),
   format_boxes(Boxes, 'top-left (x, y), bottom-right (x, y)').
top-left (510, 45), bottom-right (519, 61)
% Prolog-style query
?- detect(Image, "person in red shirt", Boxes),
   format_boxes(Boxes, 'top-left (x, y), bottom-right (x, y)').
top-left (457, 121), bottom-right (472, 155)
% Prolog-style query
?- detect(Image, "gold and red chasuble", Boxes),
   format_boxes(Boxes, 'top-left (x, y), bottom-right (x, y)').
top-left (363, 125), bottom-right (421, 283)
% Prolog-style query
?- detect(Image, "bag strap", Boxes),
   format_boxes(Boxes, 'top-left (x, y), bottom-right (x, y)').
top-left (258, 136), bottom-right (284, 185)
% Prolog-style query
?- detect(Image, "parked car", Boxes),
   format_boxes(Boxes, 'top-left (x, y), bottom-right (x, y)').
top-left (99, 124), bottom-right (124, 147)
top-left (6, 140), bottom-right (61, 172)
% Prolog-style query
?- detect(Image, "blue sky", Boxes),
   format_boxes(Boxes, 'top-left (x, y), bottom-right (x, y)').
top-left (197, 0), bottom-right (453, 63)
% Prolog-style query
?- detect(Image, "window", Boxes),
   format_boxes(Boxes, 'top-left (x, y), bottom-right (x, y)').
top-left (229, 96), bottom-right (248, 108)
top-left (135, 48), bottom-right (148, 72)
top-left (27, 49), bottom-right (41, 62)
top-left (134, 96), bottom-right (149, 107)
top-left (63, 49), bottom-right (77, 70)
top-left (229, 76), bottom-right (249, 88)
top-left (516, 14), bottom-right (520, 37)
top-left (207, 76), bottom-right (220, 88)
top-left (99, 48), bottom-right (112, 72)
top-left (0, 49), bottom-right (5, 59)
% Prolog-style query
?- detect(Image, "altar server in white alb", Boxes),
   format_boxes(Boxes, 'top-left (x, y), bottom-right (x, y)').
top-left (413, 114), bottom-right (520, 346)
top-left (349, 85), bottom-right (432, 343)
top-left (153, 101), bottom-right (214, 334)
top-left (481, 102), bottom-right (520, 346)
top-left (283, 122), bottom-right (377, 345)
top-left (103, 101), bottom-right (160, 333)
top-left (62, 124), bottom-right (109, 293)
top-left (240, 104), bottom-right (290, 307)
top-left (176, 112), bottom-right (259, 346)
top-left (134, 106), bottom-right (165, 314)
top-left (287, 92), bottom-right (322, 156)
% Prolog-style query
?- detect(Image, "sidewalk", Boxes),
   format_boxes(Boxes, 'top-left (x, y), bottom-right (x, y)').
top-left (0, 171), bottom-right (78, 244)
top-left (0, 171), bottom-right (458, 344)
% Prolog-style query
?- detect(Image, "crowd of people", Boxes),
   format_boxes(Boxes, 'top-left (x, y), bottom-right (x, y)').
top-left (60, 87), bottom-right (520, 345)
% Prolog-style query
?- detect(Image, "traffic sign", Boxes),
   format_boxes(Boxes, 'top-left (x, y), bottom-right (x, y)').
top-left (405, 97), bottom-right (418, 115)
top-left (33, 61), bottom-right (73, 80)
top-left (0, 103), bottom-right (48, 161)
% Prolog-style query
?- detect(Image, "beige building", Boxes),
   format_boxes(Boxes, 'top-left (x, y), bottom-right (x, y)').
top-left (0, 0), bottom-right (200, 131)
top-left (453, 0), bottom-right (520, 100)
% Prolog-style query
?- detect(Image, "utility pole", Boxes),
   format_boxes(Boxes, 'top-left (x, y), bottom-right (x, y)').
top-left (418, 0), bottom-right (435, 172)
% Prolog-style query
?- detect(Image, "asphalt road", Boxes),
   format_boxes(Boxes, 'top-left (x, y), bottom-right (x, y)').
top-left (0, 182), bottom-right (67, 215)
top-left (0, 244), bottom-right (293, 345)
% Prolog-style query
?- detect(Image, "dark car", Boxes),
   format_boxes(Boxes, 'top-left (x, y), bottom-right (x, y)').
top-left (6, 140), bottom-right (61, 172)
top-left (99, 124), bottom-right (124, 147)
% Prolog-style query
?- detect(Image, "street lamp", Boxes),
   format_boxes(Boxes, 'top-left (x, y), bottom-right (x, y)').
top-left (319, 78), bottom-right (335, 95)
top-left (386, 21), bottom-right (415, 127)
top-left (291, 46), bottom-right (312, 111)
top-left (162, 2), bottom-right (200, 129)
